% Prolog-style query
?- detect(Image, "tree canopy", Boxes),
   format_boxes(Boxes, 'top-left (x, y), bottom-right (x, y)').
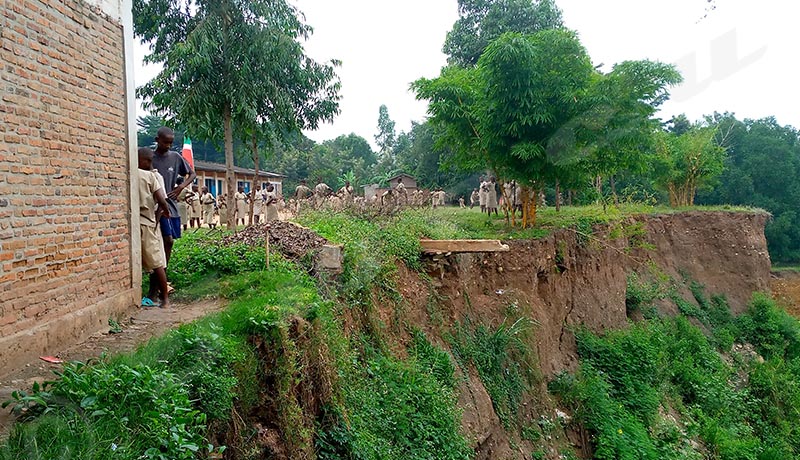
top-left (415, 29), bottom-right (681, 226)
top-left (697, 114), bottom-right (800, 262)
top-left (443, 0), bottom-right (564, 67)
top-left (134, 0), bottom-right (340, 226)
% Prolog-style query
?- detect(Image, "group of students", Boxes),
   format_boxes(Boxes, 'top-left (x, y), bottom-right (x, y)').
top-left (470, 176), bottom-right (500, 215)
top-left (468, 177), bottom-right (546, 216)
top-left (174, 183), bottom-right (282, 229)
top-left (174, 182), bottom-right (220, 230)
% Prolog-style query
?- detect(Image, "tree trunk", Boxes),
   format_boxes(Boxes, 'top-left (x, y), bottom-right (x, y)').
top-left (521, 187), bottom-right (529, 229)
top-left (500, 180), bottom-right (515, 227)
top-left (224, 104), bottom-right (236, 229)
top-left (249, 133), bottom-right (259, 226)
top-left (529, 187), bottom-right (538, 227)
top-left (555, 180), bottom-right (561, 212)
top-left (610, 175), bottom-right (618, 206)
top-left (521, 185), bottom-right (538, 229)
top-left (568, 190), bottom-right (574, 207)
top-left (667, 183), bottom-right (678, 208)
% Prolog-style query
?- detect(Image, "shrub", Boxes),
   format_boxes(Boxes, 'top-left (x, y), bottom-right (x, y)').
top-left (737, 293), bottom-right (800, 360)
top-left (3, 363), bottom-right (214, 460)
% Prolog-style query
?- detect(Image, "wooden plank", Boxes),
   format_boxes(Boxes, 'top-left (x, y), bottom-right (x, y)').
top-left (420, 239), bottom-right (510, 254)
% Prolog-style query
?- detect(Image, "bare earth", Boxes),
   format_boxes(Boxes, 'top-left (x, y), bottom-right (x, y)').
top-left (771, 270), bottom-right (800, 318)
top-left (0, 298), bottom-right (224, 436)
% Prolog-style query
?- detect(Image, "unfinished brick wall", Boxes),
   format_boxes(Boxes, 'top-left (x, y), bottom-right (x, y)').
top-left (0, 0), bottom-right (137, 369)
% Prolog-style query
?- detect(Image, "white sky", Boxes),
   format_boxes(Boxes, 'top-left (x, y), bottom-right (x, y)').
top-left (134, 0), bottom-right (800, 149)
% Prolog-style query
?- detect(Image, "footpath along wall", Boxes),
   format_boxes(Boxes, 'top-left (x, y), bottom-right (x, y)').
top-left (0, 0), bottom-right (140, 371)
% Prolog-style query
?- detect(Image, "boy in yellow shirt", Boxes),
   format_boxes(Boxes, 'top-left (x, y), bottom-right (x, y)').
top-left (139, 148), bottom-right (171, 308)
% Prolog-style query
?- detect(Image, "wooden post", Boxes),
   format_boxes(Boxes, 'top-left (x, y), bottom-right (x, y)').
top-left (265, 224), bottom-right (271, 269)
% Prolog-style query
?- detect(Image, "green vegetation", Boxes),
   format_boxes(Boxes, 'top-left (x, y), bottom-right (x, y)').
top-left (696, 114), bottom-right (800, 263)
top-left (2, 222), bottom-right (474, 460)
top-left (167, 231), bottom-right (266, 292)
top-left (447, 317), bottom-right (536, 429)
top-left (551, 293), bottom-right (800, 460)
top-left (425, 204), bottom-right (761, 241)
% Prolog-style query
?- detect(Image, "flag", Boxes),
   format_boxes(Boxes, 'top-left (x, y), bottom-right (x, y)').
top-left (182, 136), bottom-right (195, 170)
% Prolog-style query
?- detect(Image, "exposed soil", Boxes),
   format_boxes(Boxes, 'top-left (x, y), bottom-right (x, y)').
top-left (0, 298), bottom-right (224, 436)
top-left (771, 270), bottom-right (800, 318)
top-left (220, 222), bottom-right (328, 259)
top-left (373, 211), bottom-right (772, 459)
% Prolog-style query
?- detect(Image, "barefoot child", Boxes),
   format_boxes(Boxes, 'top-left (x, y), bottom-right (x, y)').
top-left (138, 148), bottom-right (171, 308)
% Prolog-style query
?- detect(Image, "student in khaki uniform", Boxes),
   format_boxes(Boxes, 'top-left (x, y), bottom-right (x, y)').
top-left (264, 184), bottom-right (279, 222)
top-left (176, 177), bottom-right (190, 231)
top-left (138, 148), bottom-right (170, 308)
top-left (338, 180), bottom-right (354, 207)
top-left (217, 194), bottom-right (228, 228)
top-left (295, 179), bottom-right (312, 199)
top-left (187, 184), bottom-right (201, 228)
top-left (252, 185), bottom-right (265, 224)
top-left (200, 186), bottom-right (217, 229)
top-left (314, 179), bottom-right (331, 209)
top-left (486, 177), bottom-right (499, 216)
top-left (235, 186), bottom-right (248, 226)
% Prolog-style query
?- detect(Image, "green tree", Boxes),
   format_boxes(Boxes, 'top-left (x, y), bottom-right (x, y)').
top-left (443, 0), bottom-right (563, 67)
top-left (416, 30), bottom-right (595, 227)
top-left (134, 0), bottom-right (340, 227)
top-left (375, 104), bottom-right (397, 154)
top-left (418, 29), bottom-right (682, 226)
top-left (136, 114), bottom-right (165, 148)
top-left (578, 60), bottom-right (682, 202)
top-left (650, 124), bottom-right (727, 207)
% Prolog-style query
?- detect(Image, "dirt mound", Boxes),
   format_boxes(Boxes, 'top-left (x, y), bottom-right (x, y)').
top-left (220, 222), bottom-right (328, 259)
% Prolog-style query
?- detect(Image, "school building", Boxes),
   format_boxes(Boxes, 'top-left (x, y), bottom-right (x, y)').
top-left (194, 160), bottom-right (284, 197)
top-left (0, 0), bottom-right (140, 372)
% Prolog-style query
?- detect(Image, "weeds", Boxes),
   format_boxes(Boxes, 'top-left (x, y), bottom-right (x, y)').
top-left (446, 317), bottom-right (536, 429)
top-left (551, 294), bottom-right (800, 460)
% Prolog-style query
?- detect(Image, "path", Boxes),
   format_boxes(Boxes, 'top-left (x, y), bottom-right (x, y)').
top-left (0, 298), bottom-right (224, 436)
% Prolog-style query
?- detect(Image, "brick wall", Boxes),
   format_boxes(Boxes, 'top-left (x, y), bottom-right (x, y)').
top-left (0, 0), bottom-right (137, 369)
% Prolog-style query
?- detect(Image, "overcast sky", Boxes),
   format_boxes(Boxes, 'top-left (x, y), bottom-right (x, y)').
top-left (134, 0), bottom-right (800, 149)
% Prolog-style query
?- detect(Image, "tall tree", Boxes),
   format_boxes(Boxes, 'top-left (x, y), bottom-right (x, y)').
top-left (134, 0), bottom-right (340, 227)
top-left (417, 29), bottom-right (682, 227)
top-left (443, 0), bottom-right (564, 67)
top-left (578, 60), bottom-right (682, 201)
top-left (375, 104), bottom-right (397, 155)
top-left (416, 30), bottom-right (595, 227)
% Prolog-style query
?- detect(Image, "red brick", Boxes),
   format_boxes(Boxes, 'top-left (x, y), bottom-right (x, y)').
top-left (0, 0), bottom-right (132, 338)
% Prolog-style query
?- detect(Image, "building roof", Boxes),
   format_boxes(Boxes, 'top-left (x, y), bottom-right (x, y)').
top-left (193, 160), bottom-right (284, 178)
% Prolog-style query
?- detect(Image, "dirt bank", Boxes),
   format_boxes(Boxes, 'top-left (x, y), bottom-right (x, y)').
top-left (384, 211), bottom-right (771, 458)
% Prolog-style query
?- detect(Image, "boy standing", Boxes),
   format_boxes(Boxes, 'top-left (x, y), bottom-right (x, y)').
top-left (150, 127), bottom-right (196, 298)
top-left (138, 148), bottom-right (170, 308)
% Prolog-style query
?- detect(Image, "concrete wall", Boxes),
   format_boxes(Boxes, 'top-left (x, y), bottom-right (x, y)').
top-left (0, 0), bottom-right (139, 372)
